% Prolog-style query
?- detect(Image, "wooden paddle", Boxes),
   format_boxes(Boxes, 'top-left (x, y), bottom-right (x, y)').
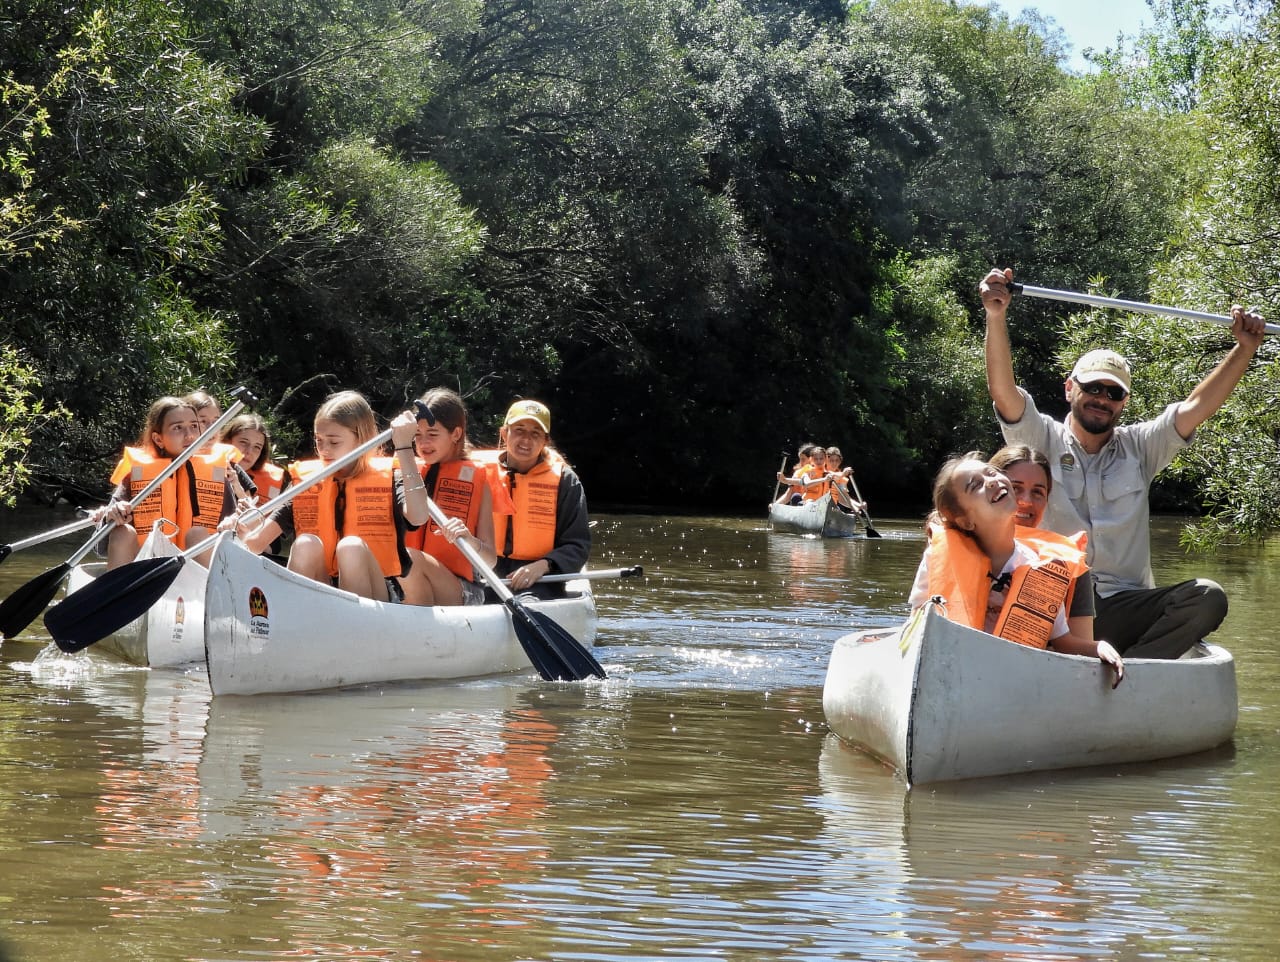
top-left (846, 473), bottom-right (882, 539)
top-left (421, 494), bottom-right (606, 682)
top-left (0, 387), bottom-right (257, 641)
top-left (772, 453), bottom-right (788, 504)
top-left (502, 565), bottom-right (643, 586)
top-left (1011, 283), bottom-right (1280, 334)
top-left (45, 420), bottom-right (391, 653)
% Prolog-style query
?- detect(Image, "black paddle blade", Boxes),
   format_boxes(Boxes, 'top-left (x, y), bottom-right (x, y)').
top-left (507, 597), bottom-right (606, 681)
top-left (865, 525), bottom-right (882, 539)
top-left (0, 544), bottom-right (11, 565)
top-left (0, 562), bottom-right (71, 639)
top-left (45, 556), bottom-right (184, 653)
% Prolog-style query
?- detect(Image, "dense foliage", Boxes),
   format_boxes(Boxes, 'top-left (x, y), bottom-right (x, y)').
top-left (1, 0), bottom-right (1276, 539)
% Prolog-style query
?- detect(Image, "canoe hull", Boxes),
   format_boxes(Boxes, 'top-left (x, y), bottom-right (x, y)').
top-left (204, 534), bottom-right (599, 695)
top-left (768, 494), bottom-right (860, 538)
top-left (66, 527), bottom-right (207, 667)
top-left (822, 606), bottom-right (1238, 785)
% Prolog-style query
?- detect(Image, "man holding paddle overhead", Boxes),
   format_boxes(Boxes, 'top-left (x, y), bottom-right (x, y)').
top-left (980, 267), bottom-right (1266, 659)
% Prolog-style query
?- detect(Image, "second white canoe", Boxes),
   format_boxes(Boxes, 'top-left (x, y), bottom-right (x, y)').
top-left (822, 604), bottom-right (1238, 785)
top-left (203, 534), bottom-right (600, 695)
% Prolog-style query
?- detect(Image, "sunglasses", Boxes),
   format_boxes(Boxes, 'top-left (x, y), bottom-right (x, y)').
top-left (1077, 380), bottom-right (1128, 402)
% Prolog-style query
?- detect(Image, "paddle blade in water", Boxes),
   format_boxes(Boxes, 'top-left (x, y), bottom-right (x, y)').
top-left (45, 556), bottom-right (184, 653)
top-left (0, 563), bottom-right (71, 640)
top-left (507, 597), bottom-right (606, 681)
top-left (0, 544), bottom-right (11, 565)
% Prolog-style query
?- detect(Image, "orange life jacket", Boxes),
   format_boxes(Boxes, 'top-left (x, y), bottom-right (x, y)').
top-left (488, 450), bottom-right (566, 562)
top-left (802, 465), bottom-right (829, 501)
top-left (403, 459), bottom-right (493, 581)
top-left (288, 457), bottom-right (403, 578)
top-left (110, 445), bottom-right (239, 547)
top-left (926, 526), bottom-right (1089, 649)
top-left (247, 461), bottom-right (286, 503)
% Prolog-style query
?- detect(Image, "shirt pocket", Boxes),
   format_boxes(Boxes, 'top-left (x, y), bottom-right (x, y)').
top-left (1055, 459), bottom-right (1085, 503)
top-left (1101, 459), bottom-right (1146, 503)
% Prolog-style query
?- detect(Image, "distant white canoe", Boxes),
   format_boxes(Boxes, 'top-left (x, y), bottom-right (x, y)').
top-left (66, 525), bottom-right (207, 667)
top-left (768, 493), bottom-right (861, 538)
top-left (822, 605), bottom-right (1238, 785)
top-left (204, 534), bottom-right (599, 696)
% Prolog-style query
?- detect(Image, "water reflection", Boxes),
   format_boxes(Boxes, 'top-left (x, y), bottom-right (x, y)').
top-left (816, 733), bottom-right (1247, 959)
top-left (1, 511), bottom-right (1279, 961)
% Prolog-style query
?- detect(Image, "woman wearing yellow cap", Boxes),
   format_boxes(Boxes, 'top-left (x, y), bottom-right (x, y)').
top-left (487, 399), bottom-right (591, 600)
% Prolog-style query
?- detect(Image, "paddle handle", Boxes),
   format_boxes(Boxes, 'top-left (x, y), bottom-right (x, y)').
top-left (66, 387), bottom-right (258, 568)
top-left (202, 426), bottom-right (397, 560)
top-left (1011, 283), bottom-right (1280, 335)
top-left (504, 565), bottom-right (643, 586)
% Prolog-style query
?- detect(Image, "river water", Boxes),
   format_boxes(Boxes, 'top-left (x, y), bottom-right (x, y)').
top-left (0, 508), bottom-right (1278, 961)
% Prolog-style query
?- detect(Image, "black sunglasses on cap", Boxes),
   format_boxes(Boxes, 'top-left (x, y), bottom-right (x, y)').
top-left (1076, 380), bottom-right (1128, 402)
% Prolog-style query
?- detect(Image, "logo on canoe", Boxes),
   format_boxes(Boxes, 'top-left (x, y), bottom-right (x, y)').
top-left (248, 587), bottom-right (269, 637)
top-left (171, 595), bottom-right (186, 642)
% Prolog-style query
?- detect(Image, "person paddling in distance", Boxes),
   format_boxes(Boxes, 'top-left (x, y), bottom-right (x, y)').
top-left (775, 444), bottom-right (821, 505)
top-left (910, 452), bottom-right (1124, 688)
top-left (397, 387), bottom-right (506, 607)
top-left (820, 447), bottom-right (865, 514)
top-left (483, 399), bottom-right (590, 601)
top-left (92, 397), bottom-right (243, 570)
top-left (228, 390), bottom-right (426, 602)
top-left (981, 267), bottom-right (1266, 659)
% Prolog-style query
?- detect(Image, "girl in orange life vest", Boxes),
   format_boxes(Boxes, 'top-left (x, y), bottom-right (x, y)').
top-left (822, 447), bottom-right (864, 514)
top-left (397, 387), bottom-right (502, 607)
top-left (92, 397), bottom-right (241, 570)
top-left (775, 443), bottom-right (819, 505)
top-left (988, 444), bottom-right (1108, 650)
top-left (488, 399), bottom-right (590, 601)
top-left (231, 391), bottom-right (427, 602)
top-left (186, 390), bottom-right (221, 439)
top-left (219, 414), bottom-right (288, 502)
top-left (912, 452), bottom-right (1124, 687)
top-left (220, 413), bottom-right (289, 557)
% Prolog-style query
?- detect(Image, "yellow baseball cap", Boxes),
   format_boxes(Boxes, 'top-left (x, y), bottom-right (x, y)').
top-left (503, 399), bottom-right (551, 433)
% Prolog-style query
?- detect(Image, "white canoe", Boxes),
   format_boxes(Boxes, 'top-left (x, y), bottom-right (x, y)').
top-left (822, 604), bottom-right (1238, 785)
top-left (204, 533), bottom-right (599, 695)
top-left (768, 493), bottom-right (861, 538)
top-left (66, 525), bottom-right (208, 667)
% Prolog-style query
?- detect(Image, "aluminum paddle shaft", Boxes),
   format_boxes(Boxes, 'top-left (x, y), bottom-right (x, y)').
top-left (1011, 284), bottom-right (1280, 336)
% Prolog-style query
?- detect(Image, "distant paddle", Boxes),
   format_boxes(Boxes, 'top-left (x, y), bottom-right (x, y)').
top-left (45, 415), bottom-right (390, 653)
top-left (846, 473), bottom-right (882, 539)
top-left (0, 387), bottom-right (257, 641)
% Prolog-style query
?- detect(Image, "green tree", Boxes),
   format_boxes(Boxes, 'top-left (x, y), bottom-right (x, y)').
top-left (1064, 4), bottom-right (1280, 548)
top-left (0, 0), bottom-right (265, 497)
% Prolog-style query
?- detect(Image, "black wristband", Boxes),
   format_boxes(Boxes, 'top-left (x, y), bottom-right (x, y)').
top-left (394, 446), bottom-right (414, 452)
